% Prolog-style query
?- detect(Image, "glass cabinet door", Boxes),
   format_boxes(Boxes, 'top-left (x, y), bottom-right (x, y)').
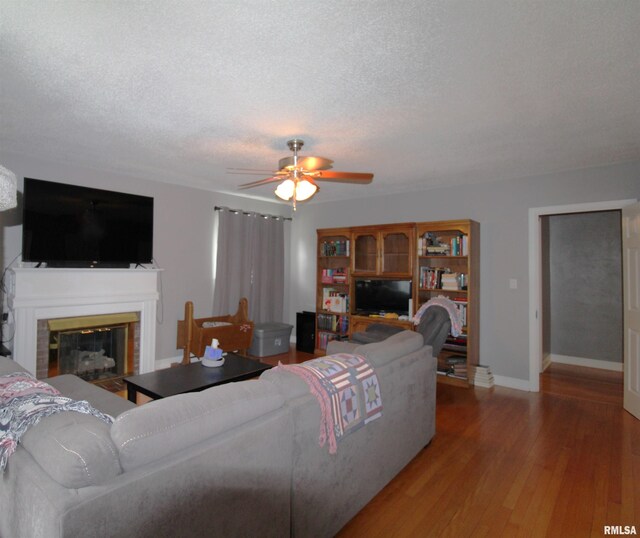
top-left (382, 231), bottom-right (411, 275)
top-left (353, 233), bottom-right (378, 273)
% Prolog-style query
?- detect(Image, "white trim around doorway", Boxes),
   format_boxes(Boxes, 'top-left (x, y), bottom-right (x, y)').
top-left (527, 199), bottom-right (637, 392)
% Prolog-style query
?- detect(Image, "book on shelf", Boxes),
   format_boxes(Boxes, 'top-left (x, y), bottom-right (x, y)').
top-left (328, 296), bottom-right (348, 313)
top-left (322, 287), bottom-right (334, 303)
top-left (453, 365), bottom-right (467, 376)
top-left (437, 369), bottom-right (468, 380)
top-left (320, 267), bottom-right (348, 284)
top-left (419, 267), bottom-right (446, 289)
top-left (441, 272), bottom-right (460, 290)
top-left (449, 235), bottom-right (469, 256)
top-left (443, 345), bottom-right (467, 353)
top-left (332, 271), bottom-right (348, 283)
top-left (419, 268), bottom-right (467, 291)
top-left (443, 334), bottom-right (467, 353)
top-left (452, 299), bottom-right (467, 325)
top-left (320, 239), bottom-right (350, 257)
top-left (317, 331), bottom-right (348, 349)
top-left (438, 355), bottom-right (468, 378)
top-left (316, 313), bottom-right (349, 334)
top-left (426, 245), bottom-right (450, 255)
top-left (322, 289), bottom-right (349, 313)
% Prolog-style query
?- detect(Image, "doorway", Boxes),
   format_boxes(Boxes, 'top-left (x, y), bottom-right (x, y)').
top-left (528, 199), bottom-right (636, 391)
top-left (541, 210), bottom-right (622, 372)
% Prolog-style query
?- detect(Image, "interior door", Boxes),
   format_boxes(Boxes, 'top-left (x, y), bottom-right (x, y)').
top-left (623, 201), bottom-right (640, 420)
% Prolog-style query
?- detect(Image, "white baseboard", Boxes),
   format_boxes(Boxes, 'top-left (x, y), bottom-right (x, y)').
top-left (493, 375), bottom-right (532, 392)
top-left (476, 353), bottom-right (621, 394)
top-left (550, 353), bottom-right (623, 372)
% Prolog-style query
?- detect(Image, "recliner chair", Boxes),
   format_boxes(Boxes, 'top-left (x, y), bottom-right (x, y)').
top-left (349, 305), bottom-right (451, 356)
top-left (351, 323), bottom-right (404, 344)
top-left (413, 305), bottom-right (451, 357)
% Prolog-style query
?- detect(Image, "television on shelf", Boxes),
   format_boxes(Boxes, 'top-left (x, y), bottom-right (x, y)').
top-left (354, 279), bottom-right (412, 316)
top-left (22, 178), bottom-right (154, 268)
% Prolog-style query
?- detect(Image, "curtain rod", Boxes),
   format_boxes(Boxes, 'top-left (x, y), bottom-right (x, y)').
top-left (214, 206), bottom-right (292, 221)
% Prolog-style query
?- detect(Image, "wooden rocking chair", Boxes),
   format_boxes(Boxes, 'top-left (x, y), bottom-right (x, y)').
top-left (176, 298), bottom-right (254, 366)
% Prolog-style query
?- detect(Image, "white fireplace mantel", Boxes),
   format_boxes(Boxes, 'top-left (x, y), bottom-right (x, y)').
top-left (7, 266), bottom-right (161, 376)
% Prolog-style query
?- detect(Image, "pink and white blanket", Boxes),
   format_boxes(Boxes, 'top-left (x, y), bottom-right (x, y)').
top-left (277, 353), bottom-right (382, 454)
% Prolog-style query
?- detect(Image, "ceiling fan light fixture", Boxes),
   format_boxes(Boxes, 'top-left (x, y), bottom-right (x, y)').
top-left (275, 179), bottom-right (295, 200)
top-left (274, 177), bottom-right (318, 208)
top-left (236, 138), bottom-right (372, 209)
top-left (294, 179), bottom-right (318, 201)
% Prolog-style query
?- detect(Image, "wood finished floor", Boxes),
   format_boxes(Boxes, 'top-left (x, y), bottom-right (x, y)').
top-left (339, 362), bottom-right (639, 537)
top-left (117, 351), bottom-right (639, 536)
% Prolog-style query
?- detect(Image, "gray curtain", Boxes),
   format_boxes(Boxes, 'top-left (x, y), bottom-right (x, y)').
top-left (212, 207), bottom-right (285, 323)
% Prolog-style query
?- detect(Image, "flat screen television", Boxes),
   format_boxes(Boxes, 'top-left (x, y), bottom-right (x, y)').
top-left (22, 178), bottom-right (154, 268)
top-left (354, 279), bottom-right (412, 316)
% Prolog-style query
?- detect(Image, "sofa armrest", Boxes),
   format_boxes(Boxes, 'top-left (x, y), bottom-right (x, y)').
top-left (47, 374), bottom-right (135, 417)
top-left (0, 357), bottom-right (28, 376)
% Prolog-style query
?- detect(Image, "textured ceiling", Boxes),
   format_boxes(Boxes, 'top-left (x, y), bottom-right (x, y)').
top-left (1, 1), bottom-right (639, 204)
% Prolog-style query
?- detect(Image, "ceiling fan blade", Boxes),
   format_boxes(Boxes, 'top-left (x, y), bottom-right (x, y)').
top-left (227, 167), bottom-right (275, 172)
top-left (238, 176), bottom-right (283, 189)
top-left (278, 155), bottom-right (334, 171)
top-left (228, 170), bottom-right (277, 176)
top-left (314, 170), bottom-right (374, 183)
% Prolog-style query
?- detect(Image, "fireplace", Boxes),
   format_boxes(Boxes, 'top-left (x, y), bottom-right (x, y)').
top-left (7, 266), bottom-right (160, 377)
top-left (39, 312), bottom-right (140, 381)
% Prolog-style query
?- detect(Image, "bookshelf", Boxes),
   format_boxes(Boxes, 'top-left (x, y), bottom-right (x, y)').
top-left (316, 228), bottom-right (352, 352)
top-left (415, 220), bottom-right (479, 386)
top-left (316, 220), bottom-right (479, 386)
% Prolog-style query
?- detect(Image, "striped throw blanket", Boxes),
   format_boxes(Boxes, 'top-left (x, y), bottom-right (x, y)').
top-left (0, 371), bottom-right (114, 471)
top-left (277, 353), bottom-right (382, 454)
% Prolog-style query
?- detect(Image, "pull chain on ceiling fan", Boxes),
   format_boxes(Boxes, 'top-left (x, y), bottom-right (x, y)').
top-left (234, 139), bottom-right (374, 210)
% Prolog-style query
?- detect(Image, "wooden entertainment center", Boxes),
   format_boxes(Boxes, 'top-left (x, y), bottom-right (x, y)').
top-left (316, 220), bottom-right (479, 386)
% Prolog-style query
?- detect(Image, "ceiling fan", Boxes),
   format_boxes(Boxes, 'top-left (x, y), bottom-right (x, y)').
top-left (232, 139), bottom-right (374, 209)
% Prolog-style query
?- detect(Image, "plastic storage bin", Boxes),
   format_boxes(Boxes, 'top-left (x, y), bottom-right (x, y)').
top-left (248, 322), bottom-right (293, 357)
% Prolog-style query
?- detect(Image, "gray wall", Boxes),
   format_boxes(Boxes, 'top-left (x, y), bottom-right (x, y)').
top-left (1, 150), bottom-right (638, 384)
top-left (0, 152), bottom-right (292, 363)
top-left (546, 211), bottom-right (622, 362)
top-left (289, 160), bottom-right (639, 384)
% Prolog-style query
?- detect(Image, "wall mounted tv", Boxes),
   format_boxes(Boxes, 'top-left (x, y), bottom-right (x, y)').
top-left (354, 279), bottom-right (412, 316)
top-left (22, 178), bottom-right (154, 268)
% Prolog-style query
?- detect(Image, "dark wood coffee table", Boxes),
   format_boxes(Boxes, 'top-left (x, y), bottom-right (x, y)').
top-left (124, 353), bottom-right (271, 402)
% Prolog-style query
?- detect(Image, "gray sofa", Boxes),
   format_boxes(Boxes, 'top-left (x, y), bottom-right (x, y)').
top-left (0, 330), bottom-right (436, 538)
top-left (262, 329), bottom-right (436, 537)
top-left (0, 358), bottom-right (293, 538)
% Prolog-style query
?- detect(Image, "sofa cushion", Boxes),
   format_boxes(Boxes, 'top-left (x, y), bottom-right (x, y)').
top-left (351, 323), bottom-right (404, 344)
top-left (325, 340), bottom-right (360, 355)
top-left (21, 412), bottom-right (122, 488)
top-left (354, 330), bottom-right (424, 367)
top-left (110, 379), bottom-right (285, 472)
